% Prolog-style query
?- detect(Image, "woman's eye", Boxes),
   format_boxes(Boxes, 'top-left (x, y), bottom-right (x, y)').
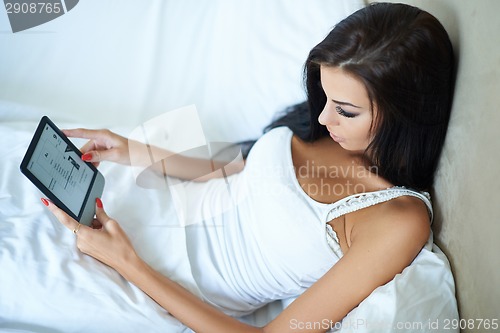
top-left (335, 105), bottom-right (357, 118)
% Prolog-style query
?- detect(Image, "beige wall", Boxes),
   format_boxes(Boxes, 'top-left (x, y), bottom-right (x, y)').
top-left (368, 0), bottom-right (500, 329)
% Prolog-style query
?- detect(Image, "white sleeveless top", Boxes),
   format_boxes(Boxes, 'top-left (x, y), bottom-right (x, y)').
top-left (178, 126), bottom-right (433, 317)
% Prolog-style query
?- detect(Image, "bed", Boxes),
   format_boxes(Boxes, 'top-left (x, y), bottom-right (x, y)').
top-left (0, 1), bottom-right (459, 332)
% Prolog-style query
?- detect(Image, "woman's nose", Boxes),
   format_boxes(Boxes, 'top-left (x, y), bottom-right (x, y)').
top-left (318, 103), bottom-right (340, 126)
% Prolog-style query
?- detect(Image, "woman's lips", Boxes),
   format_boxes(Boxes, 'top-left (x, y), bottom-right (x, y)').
top-left (329, 131), bottom-right (345, 143)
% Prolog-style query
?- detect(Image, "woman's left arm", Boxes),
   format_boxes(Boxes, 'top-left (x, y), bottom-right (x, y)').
top-left (45, 198), bottom-right (262, 333)
top-left (45, 197), bottom-right (429, 333)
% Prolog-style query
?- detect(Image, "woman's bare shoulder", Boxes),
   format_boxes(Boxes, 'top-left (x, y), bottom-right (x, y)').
top-left (349, 195), bottom-right (431, 253)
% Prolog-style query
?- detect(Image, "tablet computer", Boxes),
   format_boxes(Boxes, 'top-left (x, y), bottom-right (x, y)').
top-left (20, 116), bottom-right (105, 226)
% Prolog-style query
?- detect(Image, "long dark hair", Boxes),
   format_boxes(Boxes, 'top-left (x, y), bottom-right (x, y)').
top-left (253, 2), bottom-right (455, 191)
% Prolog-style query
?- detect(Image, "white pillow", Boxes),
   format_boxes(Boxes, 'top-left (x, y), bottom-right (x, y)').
top-left (335, 243), bottom-right (459, 332)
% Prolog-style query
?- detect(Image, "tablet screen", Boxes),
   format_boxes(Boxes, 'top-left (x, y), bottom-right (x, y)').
top-left (24, 120), bottom-right (94, 218)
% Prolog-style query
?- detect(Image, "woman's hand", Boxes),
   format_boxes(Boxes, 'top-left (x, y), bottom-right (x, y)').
top-left (63, 128), bottom-right (130, 167)
top-left (42, 197), bottom-right (138, 276)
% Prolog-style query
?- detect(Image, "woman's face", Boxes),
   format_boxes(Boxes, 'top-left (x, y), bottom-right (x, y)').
top-left (318, 66), bottom-right (375, 152)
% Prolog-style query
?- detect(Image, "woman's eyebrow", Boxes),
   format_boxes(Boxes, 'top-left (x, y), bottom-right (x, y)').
top-left (331, 99), bottom-right (362, 108)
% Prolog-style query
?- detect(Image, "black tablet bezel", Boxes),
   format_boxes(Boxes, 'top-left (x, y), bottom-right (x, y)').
top-left (20, 116), bottom-right (99, 222)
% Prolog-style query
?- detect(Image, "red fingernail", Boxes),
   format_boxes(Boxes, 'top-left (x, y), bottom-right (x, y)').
top-left (96, 197), bottom-right (103, 208)
top-left (82, 153), bottom-right (92, 161)
top-left (41, 198), bottom-right (49, 206)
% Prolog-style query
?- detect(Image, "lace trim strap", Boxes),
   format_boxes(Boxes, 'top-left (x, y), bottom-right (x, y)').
top-left (325, 186), bottom-right (433, 223)
top-left (325, 186), bottom-right (433, 257)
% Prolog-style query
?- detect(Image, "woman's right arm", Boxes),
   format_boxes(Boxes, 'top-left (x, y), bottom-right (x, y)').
top-left (63, 128), bottom-right (245, 182)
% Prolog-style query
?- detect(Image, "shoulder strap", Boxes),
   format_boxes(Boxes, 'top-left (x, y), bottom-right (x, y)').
top-left (324, 186), bottom-right (433, 224)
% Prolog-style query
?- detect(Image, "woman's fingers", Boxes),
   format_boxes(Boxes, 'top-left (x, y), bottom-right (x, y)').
top-left (63, 128), bottom-right (120, 146)
top-left (42, 198), bottom-right (77, 230)
top-left (62, 128), bottom-right (103, 140)
top-left (94, 198), bottom-right (112, 227)
top-left (81, 149), bottom-right (121, 164)
top-left (63, 128), bottom-right (129, 165)
top-left (79, 138), bottom-right (98, 154)
top-left (42, 197), bottom-right (109, 232)
top-left (42, 198), bottom-right (90, 235)
top-left (42, 197), bottom-right (136, 273)
top-left (79, 141), bottom-right (101, 167)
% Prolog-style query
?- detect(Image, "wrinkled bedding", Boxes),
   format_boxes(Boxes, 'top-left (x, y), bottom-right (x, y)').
top-left (0, 108), bottom-right (458, 332)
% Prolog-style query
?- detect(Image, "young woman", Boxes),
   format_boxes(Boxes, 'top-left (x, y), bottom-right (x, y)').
top-left (42, 3), bottom-right (454, 332)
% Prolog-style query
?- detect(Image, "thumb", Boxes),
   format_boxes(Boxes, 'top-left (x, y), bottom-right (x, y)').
top-left (95, 198), bottom-right (111, 226)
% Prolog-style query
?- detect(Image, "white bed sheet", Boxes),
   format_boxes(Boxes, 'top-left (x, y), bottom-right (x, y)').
top-left (0, 105), bottom-right (285, 332)
top-left (0, 107), bottom-right (459, 332)
top-left (0, 112), bottom-right (197, 332)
